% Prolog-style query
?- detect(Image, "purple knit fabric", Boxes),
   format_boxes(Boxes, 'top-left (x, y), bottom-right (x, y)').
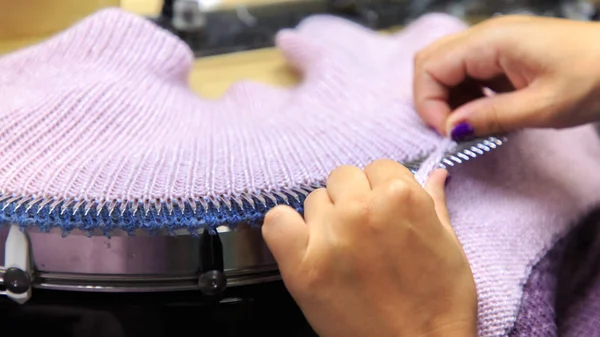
top-left (510, 210), bottom-right (600, 336)
top-left (509, 233), bottom-right (562, 336)
top-left (1, 8), bottom-right (600, 336)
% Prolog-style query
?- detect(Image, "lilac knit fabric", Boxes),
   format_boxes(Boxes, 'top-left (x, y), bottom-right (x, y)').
top-left (2, 8), bottom-right (600, 336)
top-left (0, 9), bottom-right (457, 231)
top-left (0, 10), bottom-right (460, 202)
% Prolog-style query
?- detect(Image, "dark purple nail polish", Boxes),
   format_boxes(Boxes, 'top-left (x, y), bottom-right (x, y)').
top-left (450, 122), bottom-right (475, 141)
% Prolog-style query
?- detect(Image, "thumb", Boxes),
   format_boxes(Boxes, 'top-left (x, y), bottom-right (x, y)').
top-left (445, 85), bottom-right (556, 138)
top-left (424, 169), bottom-right (452, 232)
top-left (262, 205), bottom-right (309, 275)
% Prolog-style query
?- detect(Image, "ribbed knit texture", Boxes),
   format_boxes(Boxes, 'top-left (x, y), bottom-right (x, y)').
top-left (0, 9), bottom-right (457, 234)
top-left (2, 8), bottom-right (600, 337)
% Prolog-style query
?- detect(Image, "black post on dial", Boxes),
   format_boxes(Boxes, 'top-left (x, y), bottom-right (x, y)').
top-left (198, 229), bottom-right (227, 297)
top-left (3, 267), bottom-right (30, 294)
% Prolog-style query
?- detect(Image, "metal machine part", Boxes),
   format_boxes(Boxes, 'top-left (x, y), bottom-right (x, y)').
top-left (172, 0), bottom-right (206, 32)
top-left (408, 0), bottom-right (597, 20)
top-left (0, 223), bottom-right (278, 300)
top-left (403, 136), bottom-right (507, 173)
top-left (560, 0), bottom-right (595, 20)
top-left (1, 226), bottom-right (32, 304)
top-left (152, 0), bottom-right (413, 57)
top-left (198, 230), bottom-right (227, 296)
top-left (0, 136), bottom-right (506, 304)
top-left (149, 0), bottom-right (598, 57)
top-left (452, 0), bottom-right (565, 17)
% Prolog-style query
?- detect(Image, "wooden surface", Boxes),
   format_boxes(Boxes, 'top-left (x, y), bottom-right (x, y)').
top-left (0, 0), bottom-right (306, 99)
top-left (189, 49), bottom-right (300, 99)
top-left (0, 0), bottom-right (411, 99)
top-left (0, 2), bottom-right (483, 102)
top-left (121, 0), bottom-right (297, 15)
top-left (0, 0), bottom-right (120, 39)
top-left (120, 0), bottom-right (303, 99)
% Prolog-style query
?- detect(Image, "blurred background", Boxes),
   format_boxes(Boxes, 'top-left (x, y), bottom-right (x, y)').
top-left (2, 0), bottom-right (599, 99)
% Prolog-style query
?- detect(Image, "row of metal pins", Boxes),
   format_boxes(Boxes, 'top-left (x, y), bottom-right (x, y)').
top-left (439, 137), bottom-right (505, 169)
top-left (0, 137), bottom-right (505, 225)
top-left (0, 185), bottom-right (316, 218)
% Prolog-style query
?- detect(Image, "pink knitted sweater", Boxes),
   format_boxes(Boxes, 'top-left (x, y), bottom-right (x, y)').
top-left (1, 8), bottom-right (600, 336)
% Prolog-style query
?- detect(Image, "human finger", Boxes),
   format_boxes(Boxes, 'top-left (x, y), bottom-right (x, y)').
top-left (262, 205), bottom-right (309, 274)
top-left (446, 84), bottom-right (558, 139)
top-left (414, 32), bottom-right (506, 135)
top-left (424, 169), bottom-right (451, 231)
top-left (325, 165), bottom-right (371, 203)
top-left (302, 188), bottom-right (334, 223)
top-left (363, 159), bottom-right (416, 189)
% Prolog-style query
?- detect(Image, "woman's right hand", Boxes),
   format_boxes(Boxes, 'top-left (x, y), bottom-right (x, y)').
top-left (413, 15), bottom-right (600, 140)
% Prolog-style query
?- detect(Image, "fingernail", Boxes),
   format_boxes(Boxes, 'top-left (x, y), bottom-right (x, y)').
top-left (450, 122), bottom-right (475, 142)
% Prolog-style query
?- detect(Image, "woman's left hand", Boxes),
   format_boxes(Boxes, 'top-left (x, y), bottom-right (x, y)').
top-left (262, 159), bottom-right (477, 337)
